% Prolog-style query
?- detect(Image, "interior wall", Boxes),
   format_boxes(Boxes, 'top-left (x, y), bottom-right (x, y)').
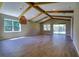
top-left (26, 22), bottom-right (40, 36)
top-left (73, 3), bottom-right (79, 55)
top-left (70, 18), bottom-right (73, 40)
top-left (0, 13), bottom-right (40, 40)
top-left (0, 14), bottom-right (3, 39)
top-left (40, 19), bottom-right (71, 36)
top-left (0, 2), bottom-right (3, 8)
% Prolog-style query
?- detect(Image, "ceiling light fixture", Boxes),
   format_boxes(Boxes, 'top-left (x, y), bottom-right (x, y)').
top-left (19, 16), bottom-right (27, 24)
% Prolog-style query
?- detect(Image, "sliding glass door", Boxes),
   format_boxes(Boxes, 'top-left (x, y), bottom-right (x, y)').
top-left (53, 24), bottom-right (66, 34)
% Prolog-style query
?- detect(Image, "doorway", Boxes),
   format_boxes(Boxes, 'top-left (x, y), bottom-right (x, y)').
top-left (53, 24), bottom-right (66, 35)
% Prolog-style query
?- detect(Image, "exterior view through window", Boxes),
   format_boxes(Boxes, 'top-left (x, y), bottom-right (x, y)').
top-left (4, 19), bottom-right (21, 32)
top-left (53, 24), bottom-right (66, 34)
top-left (43, 24), bottom-right (51, 31)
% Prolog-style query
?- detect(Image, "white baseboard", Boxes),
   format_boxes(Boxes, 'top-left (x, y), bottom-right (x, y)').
top-left (73, 40), bottom-right (79, 56)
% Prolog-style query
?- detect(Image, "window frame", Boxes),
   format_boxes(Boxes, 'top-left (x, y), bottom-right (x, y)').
top-left (43, 24), bottom-right (51, 31)
top-left (4, 19), bottom-right (21, 33)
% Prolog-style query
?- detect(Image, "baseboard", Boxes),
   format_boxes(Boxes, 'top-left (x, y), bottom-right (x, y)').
top-left (73, 40), bottom-right (79, 56)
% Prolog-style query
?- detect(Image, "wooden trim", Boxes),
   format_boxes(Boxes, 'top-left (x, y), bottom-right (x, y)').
top-left (46, 10), bottom-right (74, 13)
top-left (18, 6), bottom-right (32, 18)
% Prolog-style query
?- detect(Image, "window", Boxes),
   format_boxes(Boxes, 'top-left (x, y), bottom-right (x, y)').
top-left (53, 24), bottom-right (66, 34)
top-left (4, 19), bottom-right (21, 32)
top-left (43, 24), bottom-right (51, 31)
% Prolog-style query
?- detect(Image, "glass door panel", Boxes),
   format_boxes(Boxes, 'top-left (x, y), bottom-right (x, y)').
top-left (53, 24), bottom-right (66, 34)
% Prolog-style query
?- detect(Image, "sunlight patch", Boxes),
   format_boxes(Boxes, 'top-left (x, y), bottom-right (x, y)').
top-left (10, 37), bottom-right (25, 40)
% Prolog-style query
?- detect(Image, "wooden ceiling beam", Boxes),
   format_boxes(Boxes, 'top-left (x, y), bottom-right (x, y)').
top-left (25, 2), bottom-right (72, 23)
top-left (27, 2), bottom-right (53, 19)
top-left (50, 15), bottom-right (72, 18)
top-left (52, 18), bottom-right (70, 20)
top-left (46, 10), bottom-right (74, 13)
top-left (34, 2), bottom-right (57, 5)
top-left (35, 15), bottom-right (72, 23)
top-left (18, 6), bottom-right (32, 19)
top-left (40, 18), bottom-right (70, 24)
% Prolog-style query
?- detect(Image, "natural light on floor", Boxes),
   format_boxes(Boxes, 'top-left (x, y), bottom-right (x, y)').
top-left (53, 24), bottom-right (66, 34)
top-left (10, 37), bottom-right (25, 40)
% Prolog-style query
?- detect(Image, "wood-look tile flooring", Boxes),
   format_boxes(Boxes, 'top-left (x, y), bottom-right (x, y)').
top-left (0, 34), bottom-right (78, 57)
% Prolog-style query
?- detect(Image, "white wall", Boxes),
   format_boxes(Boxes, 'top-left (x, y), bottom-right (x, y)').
top-left (73, 3), bottom-right (79, 55)
top-left (0, 13), bottom-right (40, 40)
top-left (41, 19), bottom-right (71, 36)
top-left (0, 14), bottom-right (3, 39)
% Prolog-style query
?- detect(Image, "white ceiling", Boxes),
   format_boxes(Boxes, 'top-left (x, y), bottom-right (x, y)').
top-left (0, 2), bottom-right (29, 17)
top-left (24, 7), bottom-right (40, 20)
top-left (32, 14), bottom-right (47, 22)
top-left (0, 2), bottom-right (75, 23)
top-left (38, 2), bottom-right (75, 11)
top-left (39, 17), bottom-right (50, 23)
top-left (49, 13), bottom-right (73, 16)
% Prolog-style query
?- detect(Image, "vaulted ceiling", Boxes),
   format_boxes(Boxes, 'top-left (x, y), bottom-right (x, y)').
top-left (0, 2), bottom-right (74, 23)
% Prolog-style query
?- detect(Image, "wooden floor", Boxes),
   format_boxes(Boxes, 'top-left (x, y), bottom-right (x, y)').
top-left (0, 34), bottom-right (78, 57)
